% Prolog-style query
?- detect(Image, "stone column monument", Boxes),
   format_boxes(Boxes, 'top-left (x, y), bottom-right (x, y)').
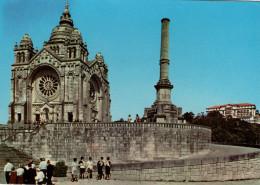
top-left (155, 18), bottom-right (173, 104)
top-left (143, 18), bottom-right (182, 123)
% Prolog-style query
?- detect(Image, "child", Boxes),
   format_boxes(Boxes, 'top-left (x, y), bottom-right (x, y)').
top-left (78, 156), bottom-right (85, 179)
top-left (105, 157), bottom-right (112, 180)
top-left (9, 167), bottom-right (17, 184)
top-left (96, 157), bottom-right (104, 180)
top-left (35, 168), bottom-right (45, 185)
top-left (71, 158), bottom-right (78, 182)
top-left (86, 157), bottom-right (93, 180)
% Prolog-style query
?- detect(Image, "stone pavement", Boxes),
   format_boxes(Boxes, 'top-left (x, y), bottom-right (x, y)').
top-left (1, 172), bottom-right (260, 184)
top-left (54, 177), bottom-right (260, 185)
top-left (1, 145), bottom-right (260, 184)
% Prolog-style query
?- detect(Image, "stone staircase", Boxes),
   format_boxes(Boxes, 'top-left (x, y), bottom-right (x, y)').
top-left (0, 144), bottom-right (37, 170)
top-left (0, 125), bottom-right (45, 171)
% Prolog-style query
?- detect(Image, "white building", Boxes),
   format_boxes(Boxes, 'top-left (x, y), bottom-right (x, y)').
top-left (206, 103), bottom-right (258, 123)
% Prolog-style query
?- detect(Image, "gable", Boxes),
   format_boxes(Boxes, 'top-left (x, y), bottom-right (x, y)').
top-left (29, 48), bottom-right (62, 67)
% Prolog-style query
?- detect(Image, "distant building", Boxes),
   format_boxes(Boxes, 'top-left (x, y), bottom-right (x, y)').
top-left (254, 114), bottom-right (260, 124)
top-left (206, 103), bottom-right (258, 123)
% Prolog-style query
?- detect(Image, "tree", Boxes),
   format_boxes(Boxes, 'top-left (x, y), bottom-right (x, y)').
top-left (183, 112), bottom-right (194, 123)
top-left (207, 111), bottom-right (223, 118)
top-left (191, 110), bottom-right (260, 145)
top-left (53, 160), bottom-right (68, 177)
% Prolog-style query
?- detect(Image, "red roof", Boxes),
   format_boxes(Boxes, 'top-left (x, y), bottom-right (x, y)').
top-left (208, 105), bottom-right (222, 109)
top-left (207, 103), bottom-right (255, 109)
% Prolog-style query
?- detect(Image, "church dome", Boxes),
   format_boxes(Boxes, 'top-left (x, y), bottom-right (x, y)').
top-left (49, 3), bottom-right (75, 42)
top-left (71, 28), bottom-right (82, 42)
top-left (20, 33), bottom-right (33, 48)
top-left (49, 24), bottom-right (74, 42)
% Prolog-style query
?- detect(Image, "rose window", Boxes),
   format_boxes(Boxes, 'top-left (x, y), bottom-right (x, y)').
top-left (39, 75), bottom-right (58, 97)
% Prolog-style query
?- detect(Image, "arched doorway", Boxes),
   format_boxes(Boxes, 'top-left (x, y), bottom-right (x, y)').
top-left (89, 75), bottom-right (103, 122)
top-left (43, 108), bottom-right (49, 121)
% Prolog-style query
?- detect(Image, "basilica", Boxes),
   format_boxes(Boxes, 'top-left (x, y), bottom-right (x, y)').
top-left (8, 3), bottom-right (111, 125)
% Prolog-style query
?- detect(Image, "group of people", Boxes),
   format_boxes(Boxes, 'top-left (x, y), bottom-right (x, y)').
top-left (33, 120), bottom-right (48, 127)
top-left (71, 156), bottom-right (111, 182)
top-left (4, 158), bottom-right (54, 185)
top-left (128, 114), bottom-right (140, 122)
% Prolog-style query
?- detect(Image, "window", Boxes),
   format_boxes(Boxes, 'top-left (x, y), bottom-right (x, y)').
top-left (18, 113), bottom-right (21, 122)
top-left (36, 114), bottom-right (40, 122)
top-left (68, 112), bottom-right (73, 122)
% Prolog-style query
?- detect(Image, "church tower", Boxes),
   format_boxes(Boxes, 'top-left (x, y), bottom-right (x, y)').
top-left (14, 34), bottom-right (35, 64)
top-left (8, 3), bottom-right (111, 127)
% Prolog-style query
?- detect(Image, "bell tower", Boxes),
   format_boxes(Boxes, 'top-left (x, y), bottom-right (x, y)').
top-left (14, 33), bottom-right (35, 64)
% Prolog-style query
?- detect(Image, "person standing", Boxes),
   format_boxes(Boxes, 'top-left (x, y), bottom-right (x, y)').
top-left (39, 157), bottom-right (47, 183)
top-left (25, 161), bottom-right (29, 170)
top-left (86, 157), bottom-right (93, 180)
top-left (135, 114), bottom-right (140, 122)
top-left (29, 159), bottom-right (36, 169)
top-left (71, 158), bottom-right (78, 182)
top-left (105, 157), bottom-right (112, 180)
top-left (35, 168), bottom-right (45, 185)
top-left (47, 160), bottom-right (54, 185)
top-left (9, 167), bottom-right (17, 184)
top-left (78, 156), bottom-right (85, 179)
top-left (27, 163), bottom-right (37, 184)
top-left (4, 159), bottom-right (13, 184)
top-left (16, 164), bottom-right (25, 184)
top-left (97, 157), bottom-right (104, 180)
top-left (128, 115), bottom-right (132, 122)
top-left (21, 163), bottom-right (28, 184)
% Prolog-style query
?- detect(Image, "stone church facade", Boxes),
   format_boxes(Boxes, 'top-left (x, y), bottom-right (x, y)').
top-left (8, 3), bottom-right (111, 125)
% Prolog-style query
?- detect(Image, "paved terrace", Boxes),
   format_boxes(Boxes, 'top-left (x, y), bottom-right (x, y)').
top-left (1, 144), bottom-right (260, 183)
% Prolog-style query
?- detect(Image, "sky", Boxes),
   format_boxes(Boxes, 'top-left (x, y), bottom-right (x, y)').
top-left (0, 0), bottom-right (259, 123)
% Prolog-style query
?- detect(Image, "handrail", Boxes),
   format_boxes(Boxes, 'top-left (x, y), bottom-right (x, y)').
top-left (1, 127), bottom-right (38, 142)
top-left (1, 130), bottom-right (34, 142)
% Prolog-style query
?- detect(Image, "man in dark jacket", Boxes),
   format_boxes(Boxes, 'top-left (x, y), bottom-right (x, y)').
top-left (27, 164), bottom-right (36, 184)
top-left (47, 160), bottom-right (54, 185)
top-left (21, 164), bottom-right (28, 184)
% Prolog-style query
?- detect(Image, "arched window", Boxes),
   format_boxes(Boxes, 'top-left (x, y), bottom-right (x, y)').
top-left (68, 48), bottom-right (71, 58)
top-left (82, 51), bottom-right (84, 61)
top-left (43, 108), bottom-right (49, 121)
top-left (71, 48), bottom-right (74, 58)
top-left (17, 53), bottom-right (20, 63)
top-left (73, 47), bottom-right (76, 58)
top-left (21, 52), bottom-right (25, 62)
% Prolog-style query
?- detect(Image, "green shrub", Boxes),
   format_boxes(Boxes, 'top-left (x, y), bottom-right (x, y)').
top-left (53, 160), bottom-right (68, 177)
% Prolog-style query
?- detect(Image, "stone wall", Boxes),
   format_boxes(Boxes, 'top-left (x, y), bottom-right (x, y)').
top-left (0, 128), bottom-right (12, 141)
top-left (111, 149), bottom-right (260, 181)
top-left (5, 122), bottom-right (211, 163)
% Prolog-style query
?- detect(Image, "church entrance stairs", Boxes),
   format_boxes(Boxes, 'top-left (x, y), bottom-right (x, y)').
top-left (0, 144), bottom-right (35, 168)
